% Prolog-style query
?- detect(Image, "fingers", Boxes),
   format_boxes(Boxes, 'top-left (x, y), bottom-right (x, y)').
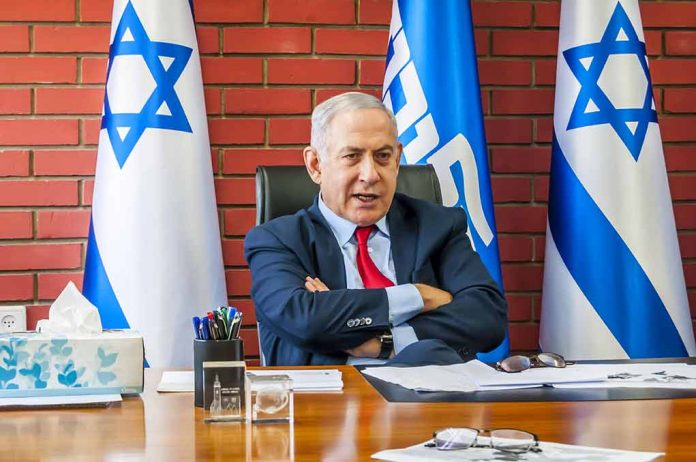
top-left (305, 276), bottom-right (329, 292)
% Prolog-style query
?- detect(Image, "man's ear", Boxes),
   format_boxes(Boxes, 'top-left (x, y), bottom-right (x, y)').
top-left (303, 146), bottom-right (322, 185)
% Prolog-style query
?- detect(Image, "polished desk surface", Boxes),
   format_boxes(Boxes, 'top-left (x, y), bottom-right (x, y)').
top-left (2, 367), bottom-right (696, 461)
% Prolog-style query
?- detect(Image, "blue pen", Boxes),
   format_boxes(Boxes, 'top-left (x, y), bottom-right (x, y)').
top-left (201, 317), bottom-right (211, 341)
top-left (192, 316), bottom-right (201, 340)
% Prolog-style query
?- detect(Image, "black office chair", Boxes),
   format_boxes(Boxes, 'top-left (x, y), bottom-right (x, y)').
top-left (253, 164), bottom-right (443, 364)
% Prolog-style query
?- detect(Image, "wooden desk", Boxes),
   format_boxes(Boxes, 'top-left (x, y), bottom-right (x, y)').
top-left (2, 367), bottom-right (695, 461)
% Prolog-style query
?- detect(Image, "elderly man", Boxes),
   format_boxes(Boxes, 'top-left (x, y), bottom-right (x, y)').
top-left (244, 92), bottom-right (507, 366)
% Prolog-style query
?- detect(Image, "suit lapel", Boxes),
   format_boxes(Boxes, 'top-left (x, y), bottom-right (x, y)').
top-left (307, 198), bottom-right (348, 290)
top-left (387, 196), bottom-right (418, 285)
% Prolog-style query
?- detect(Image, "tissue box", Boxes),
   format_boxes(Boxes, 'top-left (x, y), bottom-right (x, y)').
top-left (0, 329), bottom-right (144, 397)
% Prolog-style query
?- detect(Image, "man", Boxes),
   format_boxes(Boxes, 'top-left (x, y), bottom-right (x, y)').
top-left (244, 92), bottom-right (507, 366)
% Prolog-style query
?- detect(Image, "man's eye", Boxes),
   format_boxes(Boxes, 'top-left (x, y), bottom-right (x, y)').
top-left (376, 152), bottom-right (392, 161)
top-left (344, 153), bottom-right (359, 160)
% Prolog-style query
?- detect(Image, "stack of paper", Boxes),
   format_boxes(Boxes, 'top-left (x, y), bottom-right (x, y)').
top-left (157, 369), bottom-right (343, 393)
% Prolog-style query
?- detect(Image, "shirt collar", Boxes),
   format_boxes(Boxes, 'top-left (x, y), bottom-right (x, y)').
top-left (318, 195), bottom-right (390, 246)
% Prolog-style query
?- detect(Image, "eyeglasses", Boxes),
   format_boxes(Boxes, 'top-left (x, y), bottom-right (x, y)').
top-left (495, 352), bottom-right (574, 373)
top-left (425, 427), bottom-right (542, 454)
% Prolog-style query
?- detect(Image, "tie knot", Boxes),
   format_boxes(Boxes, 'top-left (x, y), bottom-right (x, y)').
top-left (354, 225), bottom-right (375, 246)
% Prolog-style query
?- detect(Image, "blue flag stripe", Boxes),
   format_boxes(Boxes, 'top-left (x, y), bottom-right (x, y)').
top-left (548, 135), bottom-right (688, 358)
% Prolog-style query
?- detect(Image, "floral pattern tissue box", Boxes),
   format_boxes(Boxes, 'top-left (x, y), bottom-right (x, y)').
top-left (0, 330), bottom-right (144, 397)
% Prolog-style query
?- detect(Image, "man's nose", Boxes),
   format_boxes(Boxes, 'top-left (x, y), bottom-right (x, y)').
top-left (358, 155), bottom-right (380, 183)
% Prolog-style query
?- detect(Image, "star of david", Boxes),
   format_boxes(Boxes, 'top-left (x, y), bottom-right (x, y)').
top-left (101, 1), bottom-right (193, 168)
top-left (563, 2), bottom-right (657, 161)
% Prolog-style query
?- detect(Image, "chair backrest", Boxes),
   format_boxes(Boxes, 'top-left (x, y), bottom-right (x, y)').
top-left (255, 164), bottom-right (442, 225)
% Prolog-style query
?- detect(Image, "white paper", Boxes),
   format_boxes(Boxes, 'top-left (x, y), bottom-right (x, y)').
top-left (157, 371), bottom-right (194, 392)
top-left (372, 437), bottom-right (663, 462)
top-left (35, 281), bottom-right (102, 335)
top-left (0, 394), bottom-right (122, 409)
top-left (462, 360), bottom-right (607, 386)
top-left (552, 363), bottom-right (696, 389)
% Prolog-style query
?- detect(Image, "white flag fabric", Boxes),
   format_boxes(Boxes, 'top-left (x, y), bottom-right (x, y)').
top-left (83, 0), bottom-right (227, 368)
top-left (540, 0), bottom-right (695, 359)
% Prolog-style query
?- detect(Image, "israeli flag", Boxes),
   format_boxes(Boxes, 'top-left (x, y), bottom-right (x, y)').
top-left (383, 0), bottom-right (508, 361)
top-left (83, 0), bottom-right (227, 367)
top-left (541, 0), bottom-right (695, 359)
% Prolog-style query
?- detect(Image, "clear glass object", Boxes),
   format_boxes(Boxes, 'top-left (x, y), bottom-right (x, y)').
top-left (245, 373), bottom-right (294, 423)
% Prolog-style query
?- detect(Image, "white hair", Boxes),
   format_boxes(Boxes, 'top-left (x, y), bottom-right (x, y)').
top-left (310, 92), bottom-right (398, 158)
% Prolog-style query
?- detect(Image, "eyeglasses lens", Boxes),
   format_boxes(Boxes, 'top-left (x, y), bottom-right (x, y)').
top-left (490, 429), bottom-right (535, 454)
top-left (499, 355), bottom-right (531, 373)
top-left (537, 352), bottom-right (566, 368)
top-left (434, 428), bottom-right (478, 450)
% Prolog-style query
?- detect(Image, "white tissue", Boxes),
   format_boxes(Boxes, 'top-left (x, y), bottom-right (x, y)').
top-left (36, 282), bottom-right (103, 334)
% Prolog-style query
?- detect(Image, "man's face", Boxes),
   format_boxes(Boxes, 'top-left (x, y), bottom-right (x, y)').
top-left (305, 108), bottom-right (402, 227)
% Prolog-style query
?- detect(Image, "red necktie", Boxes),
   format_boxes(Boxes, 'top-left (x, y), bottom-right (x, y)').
top-left (355, 226), bottom-right (394, 289)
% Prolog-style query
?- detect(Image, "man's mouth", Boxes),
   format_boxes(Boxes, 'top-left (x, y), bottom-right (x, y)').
top-left (353, 193), bottom-right (379, 203)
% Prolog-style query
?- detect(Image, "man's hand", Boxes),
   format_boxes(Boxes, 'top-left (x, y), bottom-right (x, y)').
top-left (414, 283), bottom-right (453, 312)
top-left (305, 276), bottom-right (329, 292)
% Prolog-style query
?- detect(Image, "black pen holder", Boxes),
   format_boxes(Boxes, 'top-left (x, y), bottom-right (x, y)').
top-left (193, 338), bottom-right (244, 408)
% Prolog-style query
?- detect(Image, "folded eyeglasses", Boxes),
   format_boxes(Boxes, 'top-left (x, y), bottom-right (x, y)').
top-left (496, 352), bottom-right (574, 373)
top-left (425, 427), bottom-right (542, 454)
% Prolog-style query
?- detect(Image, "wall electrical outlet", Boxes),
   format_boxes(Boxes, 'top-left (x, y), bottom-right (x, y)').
top-left (0, 306), bottom-right (27, 333)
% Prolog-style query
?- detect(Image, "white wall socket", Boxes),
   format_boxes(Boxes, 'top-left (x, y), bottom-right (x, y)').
top-left (0, 306), bottom-right (27, 333)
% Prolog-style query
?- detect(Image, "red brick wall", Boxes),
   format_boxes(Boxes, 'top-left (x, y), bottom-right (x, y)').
top-left (0, 0), bottom-right (694, 359)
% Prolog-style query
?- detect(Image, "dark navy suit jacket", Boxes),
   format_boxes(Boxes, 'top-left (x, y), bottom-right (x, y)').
top-left (243, 193), bottom-right (507, 366)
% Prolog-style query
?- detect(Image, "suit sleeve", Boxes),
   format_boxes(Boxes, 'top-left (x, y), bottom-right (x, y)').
top-left (244, 226), bottom-right (390, 354)
top-left (407, 208), bottom-right (508, 356)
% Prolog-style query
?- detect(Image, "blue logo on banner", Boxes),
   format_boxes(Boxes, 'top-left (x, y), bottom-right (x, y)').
top-left (563, 2), bottom-right (657, 161)
top-left (102, 1), bottom-right (193, 168)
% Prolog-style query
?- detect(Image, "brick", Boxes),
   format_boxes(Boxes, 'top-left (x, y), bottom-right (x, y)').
top-left (223, 27), bottom-right (311, 53)
top-left (534, 236), bottom-right (546, 261)
top-left (79, 0), bottom-right (111, 21)
top-left (484, 119), bottom-right (533, 144)
top-left (0, 25), bottom-right (29, 52)
top-left (27, 305), bottom-right (50, 330)
top-left (502, 264), bottom-right (544, 292)
top-left (0, 0), bottom-right (74, 21)
top-left (269, 118), bottom-right (311, 145)
top-left (492, 147), bottom-right (551, 174)
top-left (222, 239), bottom-right (246, 266)
top-left (535, 117), bottom-right (554, 143)
top-left (204, 88), bottom-right (222, 115)
top-left (0, 274), bottom-right (34, 302)
top-left (0, 212), bottom-right (33, 239)
top-left (664, 88), bottom-right (696, 113)
top-left (665, 146), bottom-right (696, 172)
top-left (0, 89), bottom-right (31, 115)
top-left (651, 60), bottom-right (696, 85)
top-left (223, 149), bottom-right (303, 174)
top-left (223, 209), bottom-right (256, 236)
top-left (473, 1), bottom-right (532, 27)
top-left (194, 0), bottom-right (263, 23)
top-left (509, 323), bottom-right (540, 351)
top-left (669, 175), bottom-right (696, 201)
top-left (81, 118), bottom-right (102, 146)
top-left (208, 119), bottom-right (265, 145)
top-left (498, 235), bottom-right (534, 262)
top-left (640, 2), bottom-right (696, 28)
top-left (33, 26), bottom-right (110, 53)
top-left (239, 328), bottom-right (259, 356)
top-left (535, 2), bottom-right (559, 27)
top-left (493, 31), bottom-right (558, 57)
top-left (495, 206), bottom-right (547, 233)
top-left (661, 118), bottom-right (696, 142)
top-left (82, 179), bottom-right (95, 206)
top-left (644, 30), bottom-right (662, 57)
top-left (269, 0), bottom-right (355, 24)
top-left (491, 177), bottom-right (532, 203)
top-left (0, 120), bottom-right (78, 146)
top-left (37, 210), bottom-right (91, 239)
top-left (215, 178), bottom-right (256, 205)
top-left (475, 30), bottom-right (489, 57)
top-left (196, 27), bottom-right (219, 54)
top-left (666, 32), bottom-right (696, 56)
top-left (359, 59), bottom-right (386, 86)
top-left (507, 294), bottom-right (533, 322)
top-left (316, 88), bottom-right (382, 105)
top-left (225, 88), bottom-right (311, 115)
top-left (35, 88), bottom-right (104, 115)
top-left (0, 181), bottom-right (78, 206)
top-left (680, 235), bottom-right (696, 259)
top-left (268, 59), bottom-right (355, 84)
top-left (0, 57), bottom-right (76, 84)
top-left (38, 273), bottom-right (83, 300)
top-left (201, 57), bottom-right (263, 84)
top-left (0, 150), bottom-right (30, 177)
top-left (534, 176), bottom-right (549, 203)
top-left (492, 89), bottom-right (554, 115)
top-left (230, 299), bottom-right (256, 325)
top-left (535, 60), bottom-right (557, 86)
top-left (81, 57), bottom-right (108, 84)
top-left (0, 244), bottom-right (82, 271)
top-left (675, 204), bottom-right (696, 230)
top-left (685, 263), bottom-right (696, 287)
top-left (359, 0), bottom-right (391, 25)
top-left (315, 29), bottom-right (389, 55)
top-left (478, 61), bottom-right (532, 86)
top-left (226, 269), bottom-right (252, 296)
